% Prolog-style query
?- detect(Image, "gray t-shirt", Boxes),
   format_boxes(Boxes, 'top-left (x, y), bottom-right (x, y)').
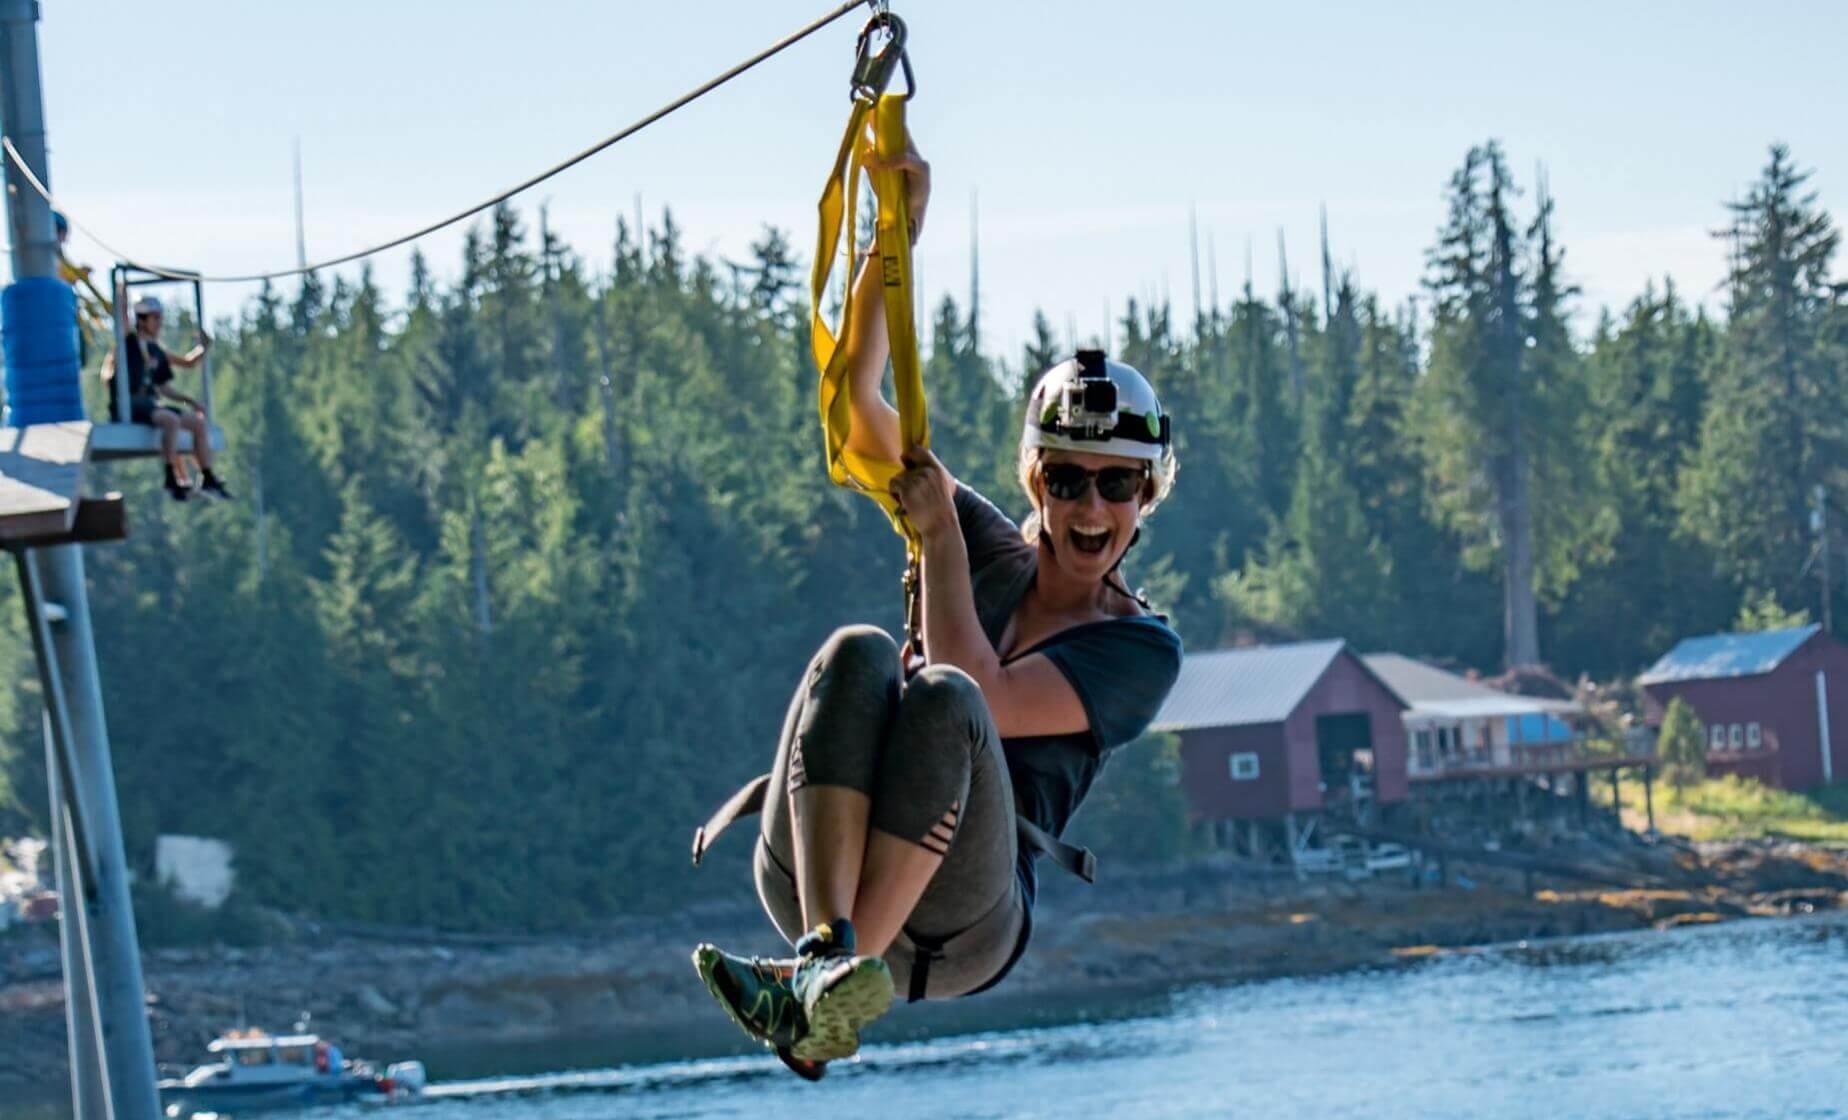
top-left (952, 484), bottom-right (1183, 906)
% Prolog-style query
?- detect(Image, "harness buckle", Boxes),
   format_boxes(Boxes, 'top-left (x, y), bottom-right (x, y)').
top-left (850, 12), bottom-right (915, 103)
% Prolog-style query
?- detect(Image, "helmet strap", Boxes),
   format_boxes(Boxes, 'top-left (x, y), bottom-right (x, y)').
top-left (1106, 527), bottom-right (1153, 611)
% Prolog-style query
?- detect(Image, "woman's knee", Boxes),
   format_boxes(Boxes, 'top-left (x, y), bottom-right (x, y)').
top-left (816, 624), bottom-right (900, 682)
top-left (904, 665), bottom-right (989, 726)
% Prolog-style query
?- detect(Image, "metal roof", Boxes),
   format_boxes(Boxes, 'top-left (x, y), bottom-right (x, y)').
top-left (1150, 640), bottom-right (1347, 732)
top-left (1363, 653), bottom-right (1579, 720)
top-left (1637, 625), bottom-right (1821, 686)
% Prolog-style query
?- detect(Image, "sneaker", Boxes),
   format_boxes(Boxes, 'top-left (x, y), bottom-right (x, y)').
top-left (787, 918), bottom-right (893, 1063)
top-left (198, 472), bottom-right (234, 502)
top-left (692, 945), bottom-right (828, 1081)
top-left (692, 945), bottom-right (805, 1048)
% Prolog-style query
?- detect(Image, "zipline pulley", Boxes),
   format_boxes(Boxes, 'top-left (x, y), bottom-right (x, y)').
top-left (850, 12), bottom-right (914, 103)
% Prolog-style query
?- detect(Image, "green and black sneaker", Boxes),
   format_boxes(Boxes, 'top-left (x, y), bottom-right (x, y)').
top-left (787, 918), bottom-right (894, 1063)
top-left (691, 945), bottom-right (827, 1081)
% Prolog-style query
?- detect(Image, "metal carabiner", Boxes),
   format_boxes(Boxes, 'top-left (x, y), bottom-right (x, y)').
top-left (850, 11), bottom-right (915, 103)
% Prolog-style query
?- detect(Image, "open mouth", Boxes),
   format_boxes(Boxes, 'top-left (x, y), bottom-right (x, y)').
top-left (1069, 525), bottom-right (1112, 557)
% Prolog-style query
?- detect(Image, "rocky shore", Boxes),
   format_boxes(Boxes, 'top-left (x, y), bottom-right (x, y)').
top-left (4, 836), bottom-right (1845, 1099)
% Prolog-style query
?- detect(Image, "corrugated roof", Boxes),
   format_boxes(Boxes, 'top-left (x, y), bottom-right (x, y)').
top-left (1363, 653), bottom-right (1580, 719)
top-left (1637, 624), bottom-right (1821, 686)
top-left (1150, 640), bottom-right (1346, 732)
top-left (1364, 653), bottom-right (1501, 704)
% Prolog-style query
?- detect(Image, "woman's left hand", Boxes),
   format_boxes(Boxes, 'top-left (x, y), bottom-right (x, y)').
top-left (891, 447), bottom-right (956, 539)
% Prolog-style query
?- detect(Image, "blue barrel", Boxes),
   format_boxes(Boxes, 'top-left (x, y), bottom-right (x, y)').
top-left (2, 277), bottom-right (83, 426)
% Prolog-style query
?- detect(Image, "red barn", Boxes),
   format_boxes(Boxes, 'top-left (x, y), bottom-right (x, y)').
top-left (1638, 624), bottom-right (1848, 791)
top-left (1152, 640), bottom-right (1408, 826)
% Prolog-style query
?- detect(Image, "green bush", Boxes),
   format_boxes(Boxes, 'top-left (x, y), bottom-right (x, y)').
top-left (1658, 697), bottom-right (1707, 792)
top-left (132, 882), bottom-right (294, 948)
top-left (1065, 733), bottom-right (1194, 864)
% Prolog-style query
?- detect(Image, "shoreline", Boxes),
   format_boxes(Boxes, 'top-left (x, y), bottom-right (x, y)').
top-left (4, 836), bottom-right (1845, 1100)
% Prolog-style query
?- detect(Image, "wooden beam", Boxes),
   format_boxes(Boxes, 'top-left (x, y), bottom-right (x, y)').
top-left (2, 494), bottom-right (127, 550)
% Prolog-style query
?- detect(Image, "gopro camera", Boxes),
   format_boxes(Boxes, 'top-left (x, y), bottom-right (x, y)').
top-left (1058, 350), bottom-right (1119, 437)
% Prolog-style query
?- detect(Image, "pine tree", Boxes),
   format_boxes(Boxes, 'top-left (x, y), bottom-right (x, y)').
top-left (1680, 146), bottom-right (1844, 619)
top-left (1416, 142), bottom-right (1595, 669)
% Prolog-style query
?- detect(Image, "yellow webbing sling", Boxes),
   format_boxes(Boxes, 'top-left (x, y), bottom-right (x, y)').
top-left (811, 81), bottom-right (928, 647)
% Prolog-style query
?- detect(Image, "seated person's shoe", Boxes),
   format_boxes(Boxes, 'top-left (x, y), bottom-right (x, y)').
top-left (198, 471), bottom-right (234, 501)
top-left (787, 918), bottom-right (893, 1063)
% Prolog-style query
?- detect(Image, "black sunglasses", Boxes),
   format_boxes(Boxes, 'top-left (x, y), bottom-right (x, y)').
top-left (1042, 462), bottom-right (1148, 504)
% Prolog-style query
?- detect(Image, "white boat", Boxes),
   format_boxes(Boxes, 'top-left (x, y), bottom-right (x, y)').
top-left (157, 1030), bottom-right (424, 1116)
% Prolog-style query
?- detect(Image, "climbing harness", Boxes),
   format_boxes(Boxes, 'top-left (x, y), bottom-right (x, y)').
top-left (810, 10), bottom-right (929, 657)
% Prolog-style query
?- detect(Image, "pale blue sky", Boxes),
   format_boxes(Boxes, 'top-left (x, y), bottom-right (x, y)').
top-left (31, 0), bottom-right (1848, 360)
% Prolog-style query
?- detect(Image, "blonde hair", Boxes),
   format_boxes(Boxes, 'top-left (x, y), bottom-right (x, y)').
top-left (1016, 442), bottom-right (1177, 545)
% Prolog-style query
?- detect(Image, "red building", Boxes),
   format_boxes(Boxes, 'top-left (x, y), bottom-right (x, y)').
top-left (1638, 624), bottom-right (1848, 791)
top-left (1153, 640), bottom-right (1409, 826)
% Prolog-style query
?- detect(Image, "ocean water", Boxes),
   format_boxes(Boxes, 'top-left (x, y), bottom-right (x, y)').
top-left (18, 913), bottom-right (1848, 1119)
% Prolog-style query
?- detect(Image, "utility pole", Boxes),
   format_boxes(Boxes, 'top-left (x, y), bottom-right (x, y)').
top-left (1815, 483), bottom-right (1833, 634)
top-left (1207, 228), bottom-right (1219, 328)
top-left (292, 138), bottom-right (307, 271)
top-left (1188, 205), bottom-right (1201, 328)
top-left (1, 2), bottom-right (162, 1116)
top-left (967, 189), bottom-right (979, 352)
top-left (1319, 204), bottom-right (1333, 327)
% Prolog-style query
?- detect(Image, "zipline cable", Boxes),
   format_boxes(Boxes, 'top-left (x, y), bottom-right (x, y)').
top-left (2, 0), bottom-right (872, 285)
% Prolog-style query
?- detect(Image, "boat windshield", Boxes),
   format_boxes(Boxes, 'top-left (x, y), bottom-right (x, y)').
top-left (235, 1048), bottom-right (273, 1067)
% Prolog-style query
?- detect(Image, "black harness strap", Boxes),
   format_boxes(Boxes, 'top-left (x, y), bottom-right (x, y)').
top-left (903, 929), bottom-right (950, 1003)
top-left (1017, 815), bottom-right (1096, 884)
top-left (691, 773), bottom-right (772, 867)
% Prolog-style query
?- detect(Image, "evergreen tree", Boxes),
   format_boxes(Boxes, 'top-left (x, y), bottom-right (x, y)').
top-left (1416, 142), bottom-right (1595, 668)
top-left (1680, 146), bottom-right (1844, 622)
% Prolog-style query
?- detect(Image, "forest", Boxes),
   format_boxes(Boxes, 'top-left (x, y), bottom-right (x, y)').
top-left (0, 141), bottom-right (1840, 931)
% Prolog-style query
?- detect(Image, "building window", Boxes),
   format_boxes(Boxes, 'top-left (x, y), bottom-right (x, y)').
top-left (1414, 729), bottom-right (1435, 772)
top-left (1747, 722), bottom-right (1762, 749)
top-left (1730, 724), bottom-right (1744, 749)
top-left (1710, 724), bottom-right (1725, 751)
top-left (1229, 752), bottom-right (1260, 781)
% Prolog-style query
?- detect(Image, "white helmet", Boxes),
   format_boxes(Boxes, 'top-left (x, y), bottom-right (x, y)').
top-left (1022, 350), bottom-right (1171, 462)
top-left (133, 296), bottom-right (163, 317)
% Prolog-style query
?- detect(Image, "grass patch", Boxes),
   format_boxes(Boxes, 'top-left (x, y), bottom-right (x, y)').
top-left (1607, 775), bottom-right (1848, 844)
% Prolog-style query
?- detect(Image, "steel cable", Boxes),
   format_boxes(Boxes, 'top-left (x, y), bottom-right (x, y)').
top-left (2, 0), bottom-right (871, 284)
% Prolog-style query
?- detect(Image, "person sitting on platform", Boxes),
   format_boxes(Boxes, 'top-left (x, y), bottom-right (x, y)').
top-left (122, 296), bottom-right (231, 503)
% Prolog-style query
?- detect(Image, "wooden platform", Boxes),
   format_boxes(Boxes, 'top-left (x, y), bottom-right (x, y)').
top-left (0, 422), bottom-right (91, 541)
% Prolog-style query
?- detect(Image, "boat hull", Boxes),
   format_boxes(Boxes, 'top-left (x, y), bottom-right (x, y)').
top-left (158, 1074), bottom-right (380, 1114)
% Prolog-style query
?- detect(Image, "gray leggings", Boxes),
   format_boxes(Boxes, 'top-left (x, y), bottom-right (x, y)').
top-left (755, 625), bottom-right (1027, 1000)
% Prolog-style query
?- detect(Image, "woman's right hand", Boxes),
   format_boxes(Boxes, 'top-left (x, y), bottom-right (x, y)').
top-left (865, 138), bottom-right (930, 243)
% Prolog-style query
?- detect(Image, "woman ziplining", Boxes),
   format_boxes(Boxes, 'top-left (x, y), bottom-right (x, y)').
top-left (687, 16), bottom-right (1183, 1077)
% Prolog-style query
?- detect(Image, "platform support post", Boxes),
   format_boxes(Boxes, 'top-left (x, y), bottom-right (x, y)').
top-left (47, 713), bottom-right (110, 1119)
top-left (3, 0), bottom-right (160, 1112)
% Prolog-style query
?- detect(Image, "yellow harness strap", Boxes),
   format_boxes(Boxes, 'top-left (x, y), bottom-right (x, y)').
top-left (811, 93), bottom-right (928, 546)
